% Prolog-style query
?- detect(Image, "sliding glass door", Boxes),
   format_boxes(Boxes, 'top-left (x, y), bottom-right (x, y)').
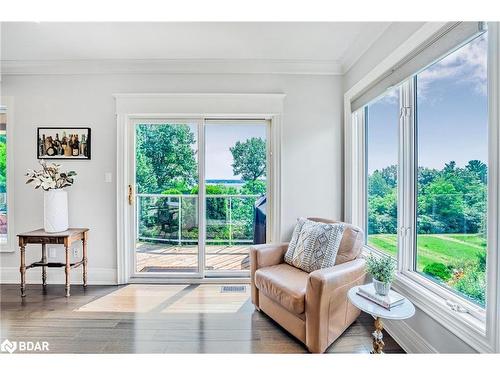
top-left (134, 120), bottom-right (202, 276)
top-left (131, 118), bottom-right (270, 278)
top-left (204, 120), bottom-right (269, 275)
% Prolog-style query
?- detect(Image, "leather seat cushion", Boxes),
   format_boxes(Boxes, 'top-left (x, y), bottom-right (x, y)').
top-left (254, 263), bottom-right (308, 315)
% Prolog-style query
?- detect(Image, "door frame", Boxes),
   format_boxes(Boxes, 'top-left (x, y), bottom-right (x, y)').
top-left (114, 93), bottom-right (285, 284)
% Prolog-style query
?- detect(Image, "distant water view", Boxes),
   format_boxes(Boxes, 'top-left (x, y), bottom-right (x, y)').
top-left (206, 179), bottom-right (245, 188)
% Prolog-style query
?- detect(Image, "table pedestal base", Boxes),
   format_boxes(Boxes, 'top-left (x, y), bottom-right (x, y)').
top-left (371, 317), bottom-right (385, 354)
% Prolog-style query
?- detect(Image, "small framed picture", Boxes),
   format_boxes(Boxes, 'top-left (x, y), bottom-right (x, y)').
top-left (37, 127), bottom-right (91, 160)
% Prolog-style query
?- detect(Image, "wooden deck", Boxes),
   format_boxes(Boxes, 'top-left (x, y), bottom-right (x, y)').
top-left (136, 242), bottom-right (250, 272)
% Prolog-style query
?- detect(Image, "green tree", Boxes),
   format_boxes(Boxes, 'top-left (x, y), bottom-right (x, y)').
top-left (368, 170), bottom-right (390, 197)
top-left (241, 180), bottom-right (266, 195)
top-left (136, 151), bottom-right (158, 194)
top-left (466, 160), bottom-right (488, 183)
top-left (443, 160), bottom-right (457, 174)
top-left (421, 177), bottom-right (464, 233)
top-left (230, 137), bottom-right (266, 181)
top-left (380, 165), bottom-right (397, 188)
top-left (418, 167), bottom-right (439, 187)
top-left (136, 124), bottom-right (197, 194)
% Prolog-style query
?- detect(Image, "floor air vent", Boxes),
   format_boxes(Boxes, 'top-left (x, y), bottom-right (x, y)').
top-left (220, 285), bottom-right (247, 293)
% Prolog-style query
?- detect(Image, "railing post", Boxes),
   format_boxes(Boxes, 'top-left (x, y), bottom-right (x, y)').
top-left (229, 196), bottom-right (232, 246)
top-left (178, 196), bottom-right (182, 246)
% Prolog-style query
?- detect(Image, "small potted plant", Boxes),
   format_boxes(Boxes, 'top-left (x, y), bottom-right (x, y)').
top-left (26, 161), bottom-right (77, 233)
top-left (366, 253), bottom-right (396, 296)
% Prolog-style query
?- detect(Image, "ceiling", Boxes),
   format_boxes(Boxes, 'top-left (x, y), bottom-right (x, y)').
top-left (1, 22), bottom-right (391, 74)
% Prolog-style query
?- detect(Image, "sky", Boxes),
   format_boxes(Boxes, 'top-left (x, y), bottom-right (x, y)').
top-left (367, 32), bottom-right (488, 174)
top-left (205, 123), bottom-right (267, 180)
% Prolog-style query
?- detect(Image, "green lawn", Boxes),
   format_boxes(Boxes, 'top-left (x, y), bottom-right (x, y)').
top-left (367, 233), bottom-right (486, 271)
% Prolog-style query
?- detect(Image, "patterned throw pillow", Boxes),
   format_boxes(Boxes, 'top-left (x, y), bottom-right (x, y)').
top-left (284, 218), bottom-right (345, 273)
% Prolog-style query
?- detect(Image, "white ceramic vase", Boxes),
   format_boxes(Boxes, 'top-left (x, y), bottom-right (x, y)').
top-left (373, 278), bottom-right (391, 296)
top-left (44, 189), bottom-right (69, 233)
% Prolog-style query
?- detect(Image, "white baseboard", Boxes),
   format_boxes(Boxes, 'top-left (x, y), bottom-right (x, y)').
top-left (383, 319), bottom-right (438, 353)
top-left (0, 267), bottom-right (117, 285)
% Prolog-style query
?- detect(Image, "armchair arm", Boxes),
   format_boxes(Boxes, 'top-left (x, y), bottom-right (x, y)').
top-left (249, 243), bottom-right (289, 307)
top-left (305, 258), bottom-right (367, 353)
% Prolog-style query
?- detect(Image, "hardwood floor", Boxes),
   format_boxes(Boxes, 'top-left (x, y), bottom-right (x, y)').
top-left (0, 284), bottom-right (404, 354)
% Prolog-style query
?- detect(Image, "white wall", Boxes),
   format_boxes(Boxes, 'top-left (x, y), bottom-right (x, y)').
top-left (343, 22), bottom-right (477, 353)
top-left (0, 73), bottom-right (343, 283)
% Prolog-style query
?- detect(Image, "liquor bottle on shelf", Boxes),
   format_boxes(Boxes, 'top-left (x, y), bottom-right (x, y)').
top-left (80, 134), bottom-right (87, 157)
top-left (64, 135), bottom-right (72, 156)
top-left (72, 134), bottom-right (80, 156)
top-left (54, 133), bottom-right (62, 155)
top-left (38, 135), bottom-right (45, 156)
top-left (45, 136), bottom-right (56, 157)
top-left (44, 136), bottom-right (53, 156)
top-left (41, 134), bottom-right (46, 156)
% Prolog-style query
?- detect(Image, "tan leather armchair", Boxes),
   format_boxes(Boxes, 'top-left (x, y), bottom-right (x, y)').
top-left (250, 218), bottom-right (366, 353)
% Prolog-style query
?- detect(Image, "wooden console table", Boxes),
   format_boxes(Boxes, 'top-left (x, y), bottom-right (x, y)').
top-left (17, 228), bottom-right (89, 297)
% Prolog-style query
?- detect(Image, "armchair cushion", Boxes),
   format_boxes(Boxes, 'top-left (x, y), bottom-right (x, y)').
top-left (254, 263), bottom-right (309, 315)
top-left (284, 218), bottom-right (346, 272)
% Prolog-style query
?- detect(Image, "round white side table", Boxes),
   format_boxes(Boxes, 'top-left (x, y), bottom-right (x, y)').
top-left (348, 285), bottom-right (415, 354)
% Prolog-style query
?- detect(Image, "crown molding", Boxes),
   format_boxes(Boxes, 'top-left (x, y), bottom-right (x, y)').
top-left (1, 58), bottom-right (343, 76)
top-left (340, 22), bottom-right (393, 74)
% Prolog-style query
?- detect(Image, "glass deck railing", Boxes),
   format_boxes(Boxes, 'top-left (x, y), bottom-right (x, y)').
top-left (136, 193), bottom-right (262, 245)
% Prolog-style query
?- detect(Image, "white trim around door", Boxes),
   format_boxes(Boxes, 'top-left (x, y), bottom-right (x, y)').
top-left (114, 93), bottom-right (285, 284)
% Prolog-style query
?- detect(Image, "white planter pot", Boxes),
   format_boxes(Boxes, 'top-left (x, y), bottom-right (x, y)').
top-left (44, 189), bottom-right (69, 233)
top-left (373, 278), bottom-right (391, 296)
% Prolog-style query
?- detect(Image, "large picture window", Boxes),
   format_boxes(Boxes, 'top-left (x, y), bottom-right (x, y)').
top-left (361, 31), bottom-right (489, 309)
top-left (415, 33), bottom-right (488, 306)
top-left (349, 22), bottom-right (497, 351)
top-left (366, 88), bottom-right (400, 258)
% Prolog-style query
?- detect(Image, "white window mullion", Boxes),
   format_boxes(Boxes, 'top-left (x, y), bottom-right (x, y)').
top-left (395, 80), bottom-right (415, 274)
top-left (396, 85), bottom-right (406, 272)
top-left (349, 109), bottom-right (366, 232)
top-left (198, 119), bottom-right (206, 277)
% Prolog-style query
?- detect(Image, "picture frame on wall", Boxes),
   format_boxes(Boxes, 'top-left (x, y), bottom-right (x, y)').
top-left (37, 127), bottom-right (91, 160)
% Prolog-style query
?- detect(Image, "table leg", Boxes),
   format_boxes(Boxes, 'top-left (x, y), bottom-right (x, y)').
top-left (82, 233), bottom-right (88, 287)
top-left (20, 244), bottom-right (26, 297)
top-left (371, 317), bottom-right (385, 354)
top-left (41, 244), bottom-right (47, 290)
top-left (64, 243), bottom-right (70, 297)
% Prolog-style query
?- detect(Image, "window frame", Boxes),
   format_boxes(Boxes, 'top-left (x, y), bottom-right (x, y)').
top-left (0, 97), bottom-right (15, 253)
top-left (344, 23), bottom-right (500, 352)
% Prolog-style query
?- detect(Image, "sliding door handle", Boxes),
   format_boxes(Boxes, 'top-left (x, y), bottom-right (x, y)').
top-left (128, 185), bottom-right (134, 206)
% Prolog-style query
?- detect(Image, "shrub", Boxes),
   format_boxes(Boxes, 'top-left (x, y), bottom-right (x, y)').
top-left (423, 262), bottom-right (452, 281)
top-left (476, 251), bottom-right (487, 272)
top-left (365, 254), bottom-right (396, 283)
top-left (454, 269), bottom-right (486, 306)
